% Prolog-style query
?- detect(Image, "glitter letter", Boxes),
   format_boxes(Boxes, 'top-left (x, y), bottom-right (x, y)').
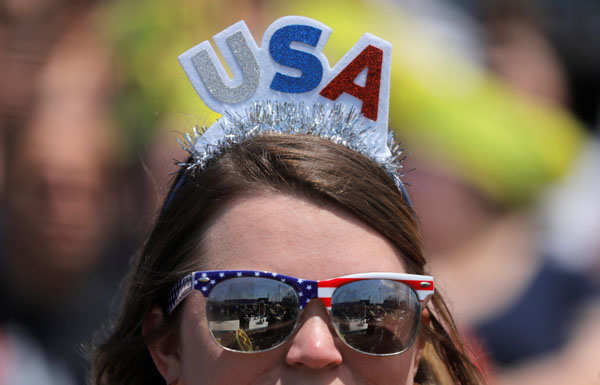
top-left (319, 45), bottom-right (382, 121)
top-left (191, 31), bottom-right (260, 104)
top-left (269, 25), bottom-right (323, 93)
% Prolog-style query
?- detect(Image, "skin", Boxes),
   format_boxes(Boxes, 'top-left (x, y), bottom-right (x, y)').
top-left (5, 11), bottom-right (115, 305)
top-left (147, 192), bottom-right (426, 385)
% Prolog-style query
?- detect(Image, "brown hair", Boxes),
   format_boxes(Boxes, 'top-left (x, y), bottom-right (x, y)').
top-left (90, 134), bottom-right (485, 385)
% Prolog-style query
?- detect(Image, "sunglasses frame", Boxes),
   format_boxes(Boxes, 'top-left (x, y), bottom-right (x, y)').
top-left (168, 270), bottom-right (434, 356)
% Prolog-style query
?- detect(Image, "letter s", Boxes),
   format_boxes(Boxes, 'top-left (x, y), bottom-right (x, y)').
top-left (269, 25), bottom-right (323, 93)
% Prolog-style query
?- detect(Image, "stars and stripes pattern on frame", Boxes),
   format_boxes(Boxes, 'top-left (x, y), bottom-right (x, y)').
top-left (167, 270), bottom-right (434, 313)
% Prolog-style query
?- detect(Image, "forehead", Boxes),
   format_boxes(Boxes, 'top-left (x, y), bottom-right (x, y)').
top-left (202, 192), bottom-right (406, 280)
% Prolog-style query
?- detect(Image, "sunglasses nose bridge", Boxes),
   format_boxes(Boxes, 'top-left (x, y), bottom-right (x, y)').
top-left (311, 284), bottom-right (334, 309)
top-left (297, 297), bottom-right (335, 331)
top-left (317, 297), bottom-right (331, 309)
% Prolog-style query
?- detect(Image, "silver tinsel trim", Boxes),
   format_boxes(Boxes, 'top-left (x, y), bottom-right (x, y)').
top-left (176, 100), bottom-right (406, 188)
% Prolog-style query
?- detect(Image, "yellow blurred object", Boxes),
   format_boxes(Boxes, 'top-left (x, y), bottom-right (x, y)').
top-left (276, 0), bottom-right (586, 206)
top-left (235, 328), bottom-right (253, 352)
top-left (105, 0), bottom-right (586, 205)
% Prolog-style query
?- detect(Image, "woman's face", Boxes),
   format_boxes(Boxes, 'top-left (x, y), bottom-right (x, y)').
top-left (153, 193), bottom-right (424, 385)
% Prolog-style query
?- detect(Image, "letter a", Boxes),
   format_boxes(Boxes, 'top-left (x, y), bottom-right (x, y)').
top-left (319, 45), bottom-right (382, 121)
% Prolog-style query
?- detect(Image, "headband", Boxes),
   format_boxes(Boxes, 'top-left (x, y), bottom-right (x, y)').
top-left (167, 16), bottom-right (411, 207)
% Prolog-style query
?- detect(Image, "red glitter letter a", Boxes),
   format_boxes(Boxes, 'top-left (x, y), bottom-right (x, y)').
top-left (319, 45), bottom-right (383, 121)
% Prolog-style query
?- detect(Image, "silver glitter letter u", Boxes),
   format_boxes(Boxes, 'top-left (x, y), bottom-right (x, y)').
top-left (191, 32), bottom-right (260, 104)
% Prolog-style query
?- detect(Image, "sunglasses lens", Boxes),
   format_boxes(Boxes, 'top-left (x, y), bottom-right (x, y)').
top-left (331, 280), bottom-right (421, 355)
top-left (206, 277), bottom-right (300, 352)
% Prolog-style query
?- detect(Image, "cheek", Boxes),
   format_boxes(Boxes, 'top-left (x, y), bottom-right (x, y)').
top-left (342, 343), bottom-right (419, 385)
top-left (178, 313), bottom-right (219, 385)
top-left (178, 297), bottom-right (284, 385)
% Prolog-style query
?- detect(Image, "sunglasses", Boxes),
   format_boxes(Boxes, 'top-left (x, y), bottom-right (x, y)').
top-left (168, 270), bottom-right (434, 356)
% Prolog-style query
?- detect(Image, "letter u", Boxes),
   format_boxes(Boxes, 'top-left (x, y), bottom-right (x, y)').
top-left (191, 31), bottom-right (260, 104)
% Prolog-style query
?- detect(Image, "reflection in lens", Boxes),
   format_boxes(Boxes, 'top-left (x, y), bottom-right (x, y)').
top-left (331, 280), bottom-right (420, 355)
top-left (206, 277), bottom-right (299, 352)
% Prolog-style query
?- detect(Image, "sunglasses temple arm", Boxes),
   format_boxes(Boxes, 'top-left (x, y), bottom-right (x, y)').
top-left (168, 272), bottom-right (201, 313)
top-left (418, 291), bottom-right (434, 307)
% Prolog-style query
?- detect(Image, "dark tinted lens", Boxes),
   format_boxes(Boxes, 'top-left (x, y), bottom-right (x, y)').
top-left (206, 277), bottom-right (300, 352)
top-left (331, 280), bottom-right (421, 355)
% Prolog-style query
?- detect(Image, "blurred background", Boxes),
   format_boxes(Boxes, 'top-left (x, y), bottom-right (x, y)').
top-left (0, 0), bottom-right (598, 384)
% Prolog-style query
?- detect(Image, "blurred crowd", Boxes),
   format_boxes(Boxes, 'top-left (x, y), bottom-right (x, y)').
top-left (0, 0), bottom-right (598, 384)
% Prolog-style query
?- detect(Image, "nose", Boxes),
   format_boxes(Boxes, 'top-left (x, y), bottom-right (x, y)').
top-left (285, 300), bottom-right (343, 369)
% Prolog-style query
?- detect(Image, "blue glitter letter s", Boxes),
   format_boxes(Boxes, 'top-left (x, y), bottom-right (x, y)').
top-left (269, 25), bottom-right (323, 93)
